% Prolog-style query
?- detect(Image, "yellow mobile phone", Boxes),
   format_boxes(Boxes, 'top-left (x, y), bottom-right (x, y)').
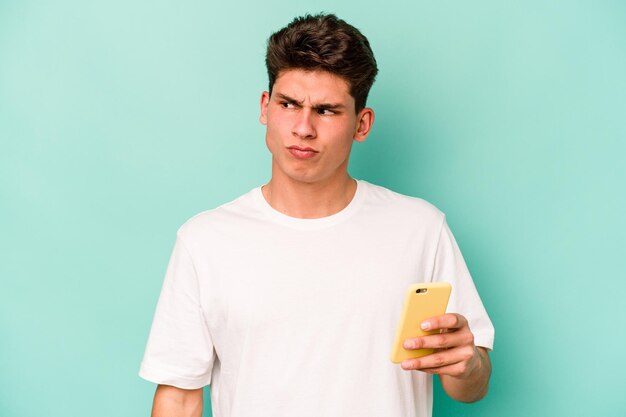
top-left (390, 282), bottom-right (452, 363)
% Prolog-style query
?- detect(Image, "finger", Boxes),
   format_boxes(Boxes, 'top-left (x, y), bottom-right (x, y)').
top-left (418, 360), bottom-right (475, 378)
top-left (421, 313), bottom-right (468, 332)
top-left (403, 328), bottom-right (474, 350)
top-left (401, 345), bottom-right (475, 371)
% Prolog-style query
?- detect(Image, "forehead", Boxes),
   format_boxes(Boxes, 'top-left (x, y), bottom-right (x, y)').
top-left (272, 69), bottom-right (353, 104)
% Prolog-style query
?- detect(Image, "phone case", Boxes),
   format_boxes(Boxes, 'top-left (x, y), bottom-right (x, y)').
top-left (390, 282), bottom-right (452, 363)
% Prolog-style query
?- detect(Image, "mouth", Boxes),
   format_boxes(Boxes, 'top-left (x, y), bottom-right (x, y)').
top-left (287, 146), bottom-right (319, 159)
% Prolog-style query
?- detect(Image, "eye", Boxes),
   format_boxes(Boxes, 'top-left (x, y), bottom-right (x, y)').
top-left (280, 101), bottom-right (295, 109)
top-left (317, 108), bottom-right (334, 115)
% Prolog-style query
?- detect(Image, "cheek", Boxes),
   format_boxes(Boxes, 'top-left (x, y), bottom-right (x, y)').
top-left (264, 120), bottom-right (284, 154)
top-left (334, 127), bottom-right (357, 151)
top-left (332, 118), bottom-right (357, 141)
top-left (265, 130), bottom-right (277, 154)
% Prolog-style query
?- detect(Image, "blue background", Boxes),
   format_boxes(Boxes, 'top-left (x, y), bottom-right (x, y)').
top-left (1, 1), bottom-right (625, 416)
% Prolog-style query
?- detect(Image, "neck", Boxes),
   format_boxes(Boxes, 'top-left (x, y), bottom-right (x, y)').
top-left (262, 175), bottom-right (357, 219)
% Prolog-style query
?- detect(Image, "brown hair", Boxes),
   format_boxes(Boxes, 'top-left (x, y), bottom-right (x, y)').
top-left (265, 13), bottom-right (378, 112)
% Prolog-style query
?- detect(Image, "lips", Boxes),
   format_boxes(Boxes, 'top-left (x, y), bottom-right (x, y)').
top-left (287, 145), bottom-right (318, 159)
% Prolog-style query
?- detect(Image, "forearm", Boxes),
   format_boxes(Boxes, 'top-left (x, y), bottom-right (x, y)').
top-left (151, 384), bottom-right (203, 417)
top-left (439, 347), bottom-right (491, 403)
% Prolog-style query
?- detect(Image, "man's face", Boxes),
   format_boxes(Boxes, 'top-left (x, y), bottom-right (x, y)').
top-left (260, 69), bottom-right (373, 186)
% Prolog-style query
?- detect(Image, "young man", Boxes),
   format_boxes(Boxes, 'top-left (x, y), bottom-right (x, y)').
top-left (140, 13), bottom-right (494, 417)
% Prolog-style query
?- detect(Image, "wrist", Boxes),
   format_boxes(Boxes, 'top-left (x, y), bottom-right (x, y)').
top-left (467, 346), bottom-right (484, 379)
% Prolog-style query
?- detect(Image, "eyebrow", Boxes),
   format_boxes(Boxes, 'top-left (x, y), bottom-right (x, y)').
top-left (275, 93), bottom-right (346, 110)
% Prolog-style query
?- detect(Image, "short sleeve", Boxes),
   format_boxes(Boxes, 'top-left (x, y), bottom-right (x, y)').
top-left (139, 234), bottom-right (215, 389)
top-left (431, 218), bottom-right (495, 350)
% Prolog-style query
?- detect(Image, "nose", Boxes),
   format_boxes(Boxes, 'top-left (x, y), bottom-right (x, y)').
top-left (292, 108), bottom-right (316, 140)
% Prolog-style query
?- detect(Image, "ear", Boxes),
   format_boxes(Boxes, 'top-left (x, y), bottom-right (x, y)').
top-left (353, 107), bottom-right (375, 143)
top-left (260, 91), bottom-right (270, 125)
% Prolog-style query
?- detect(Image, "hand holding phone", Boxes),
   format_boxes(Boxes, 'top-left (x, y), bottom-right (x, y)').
top-left (390, 282), bottom-right (452, 363)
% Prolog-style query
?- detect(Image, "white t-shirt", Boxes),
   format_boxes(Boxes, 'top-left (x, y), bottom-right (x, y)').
top-left (139, 180), bottom-right (494, 417)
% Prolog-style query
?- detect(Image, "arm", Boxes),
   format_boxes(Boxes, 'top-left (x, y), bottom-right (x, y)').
top-left (401, 313), bottom-right (492, 403)
top-left (151, 384), bottom-right (203, 417)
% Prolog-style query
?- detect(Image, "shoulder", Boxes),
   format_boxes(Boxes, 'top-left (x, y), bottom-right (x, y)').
top-left (360, 180), bottom-right (445, 225)
top-left (176, 187), bottom-right (262, 244)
